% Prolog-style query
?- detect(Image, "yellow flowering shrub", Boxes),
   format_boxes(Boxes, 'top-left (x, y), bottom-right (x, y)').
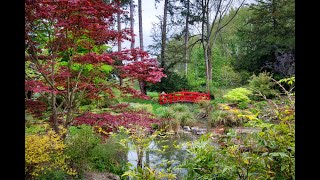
top-left (211, 104), bottom-right (259, 127)
top-left (25, 127), bottom-right (77, 178)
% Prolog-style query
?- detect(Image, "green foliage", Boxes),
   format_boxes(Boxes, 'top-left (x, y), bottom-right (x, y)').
top-left (65, 125), bottom-right (101, 174)
top-left (233, 0), bottom-right (295, 74)
top-left (157, 104), bottom-right (198, 130)
top-left (210, 106), bottom-right (253, 127)
top-left (215, 65), bottom-right (243, 87)
top-left (278, 76), bottom-right (295, 95)
top-left (195, 100), bottom-right (213, 120)
top-left (156, 107), bottom-right (175, 120)
top-left (244, 107), bottom-right (295, 179)
top-left (88, 140), bottom-right (127, 175)
top-left (223, 87), bottom-right (252, 103)
top-left (238, 101), bottom-right (249, 110)
top-left (147, 91), bottom-right (160, 102)
top-left (171, 103), bottom-right (188, 112)
top-left (99, 64), bottom-right (113, 75)
top-left (147, 72), bottom-right (191, 93)
top-left (36, 170), bottom-right (69, 180)
top-left (129, 103), bottom-right (154, 114)
top-left (248, 72), bottom-right (278, 99)
top-left (180, 134), bottom-right (234, 179)
top-left (182, 104), bottom-right (295, 179)
top-left (25, 124), bottom-right (49, 135)
top-left (25, 61), bottom-right (41, 80)
top-left (122, 165), bottom-right (176, 180)
top-left (176, 112), bottom-right (197, 127)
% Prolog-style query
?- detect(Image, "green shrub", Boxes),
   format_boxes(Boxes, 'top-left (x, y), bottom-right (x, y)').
top-left (210, 110), bottom-right (237, 127)
top-left (147, 72), bottom-right (191, 93)
top-left (170, 103), bottom-right (189, 112)
top-left (176, 112), bottom-right (197, 127)
top-left (210, 106), bottom-right (254, 127)
top-left (89, 142), bottom-right (127, 175)
top-left (216, 65), bottom-right (242, 86)
top-left (147, 91), bottom-right (159, 99)
top-left (37, 170), bottom-right (69, 180)
top-left (156, 107), bottom-right (175, 119)
top-left (239, 70), bottom-right (251, 85)
top-left (25, 124), bottom-right (49, 135)
top-left (151, 123), bottom-right (159, 130)
top-left (130, 103), bottom-right (154, 114)
top-left (223, 87), bottom-right (252, 103)
top-left (248, 72), bottom-right (279, 99)
top-left (238, 101), bottom-right (248, 110)
top-left (65, 125), bottom-right (101, 174)
top-left (155, 107), bottom-right (177, 131)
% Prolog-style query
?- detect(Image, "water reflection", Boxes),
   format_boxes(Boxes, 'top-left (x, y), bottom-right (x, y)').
top-left (127, 132), bottom-right (199, 178)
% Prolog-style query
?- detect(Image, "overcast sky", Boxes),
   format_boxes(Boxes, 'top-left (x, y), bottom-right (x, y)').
top-left (120, 0), bottom-right (163, 51)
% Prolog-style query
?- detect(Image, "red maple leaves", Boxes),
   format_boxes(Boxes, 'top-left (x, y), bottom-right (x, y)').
top-left (25, 0), bottom-right (166, 131)
top-left (121, 59), bottom-right (167, 83)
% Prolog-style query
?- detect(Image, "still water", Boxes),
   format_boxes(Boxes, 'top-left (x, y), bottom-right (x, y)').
top-left (127, 132), bottom-right (199, 178)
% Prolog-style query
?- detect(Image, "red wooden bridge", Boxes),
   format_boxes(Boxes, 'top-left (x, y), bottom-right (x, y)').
top-left (159, 91), bottom-right (210, 105)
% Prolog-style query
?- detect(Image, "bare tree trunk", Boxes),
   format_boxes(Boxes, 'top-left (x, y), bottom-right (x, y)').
top-left (117, 10), bottom-right (124, 86)
top-left (139, 81), bottom-right (147, 95)
top-left (51, 60), bottom-right (59, 134)
top-left (201, 0), bottom-right (211, 92)
top-left (206, 3), bottom-right (212, 91)
top-left (201, 0), bottom-right (245, 92)
top-left (138, 0), bottom-right (147, 95)
top-left (184, 0), bottom-right (189, 77)
top-left (130, 0), bottom-right (135, 50)
top-left (138, 0), bottom-right (143, 52)
top-left (160, 0), bottom-right (168, 69)
top-left (129, 0), bottom-right (138, 89)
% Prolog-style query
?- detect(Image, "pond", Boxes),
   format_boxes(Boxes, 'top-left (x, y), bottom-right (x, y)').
top-left (127, 132), bottom-right (200, 178)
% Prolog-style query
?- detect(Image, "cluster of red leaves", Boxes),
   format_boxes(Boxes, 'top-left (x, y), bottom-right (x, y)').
top-left (110, 48), bottom-right (149, 61)
top-left (121, 59), bottom-right (166, 83)
top-left (73, 111), bottom-right (160, 133)
top-left (73, 53), bottom-right (114, 64)
top-left (25, 80), bottom-right (53, 94)
top-left (114, 84), bottom-right (150, 99)
top-left (25, 99), bottom-right (48, 118)
top-left (109, 103), bottom-right (130, 112)
top-left (25, 0), bottom-right (126, 49)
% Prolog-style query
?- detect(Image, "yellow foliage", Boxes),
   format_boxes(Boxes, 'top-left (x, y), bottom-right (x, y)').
top-left (25, 128), bottom-right (77, 177)
top-left (218, 104), bottom-right (231, 110)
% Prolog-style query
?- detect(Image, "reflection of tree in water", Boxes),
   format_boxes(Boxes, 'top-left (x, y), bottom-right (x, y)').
top-left (147, 133), bottom-right (198, 177)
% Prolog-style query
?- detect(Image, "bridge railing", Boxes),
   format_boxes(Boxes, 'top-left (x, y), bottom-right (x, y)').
top-left (159, 91), bottom-right (210, 105)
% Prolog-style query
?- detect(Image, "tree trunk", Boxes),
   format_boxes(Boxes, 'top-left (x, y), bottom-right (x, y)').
top-left (117, 10), bottom-right (123, 86)
top-left (184, 0), bottom-right (189, 77)
top-left (138, 0), bottom-right (147, 95)
top-left (138, 0), bottom-right (143, 52)
top-left (51, 60), bottom-right (59, 134)
top-left (137, 148), bottom-right (143, 168)
top-left (51, 93), bottom-right (59, 134)
top-left (160, 0), bottom-right (168, 69)
top-left (206, 2), bottom-right (212, 87)
top-left (130, 0), bottom-right (135, 50)
top-left (139, 80), bottom-right (147, 95)
top-left (204, 46), bottom-right (210, 92)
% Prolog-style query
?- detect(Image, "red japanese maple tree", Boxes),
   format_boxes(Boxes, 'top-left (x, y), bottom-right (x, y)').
top-left (25, 0), bottom-right (165, 134)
